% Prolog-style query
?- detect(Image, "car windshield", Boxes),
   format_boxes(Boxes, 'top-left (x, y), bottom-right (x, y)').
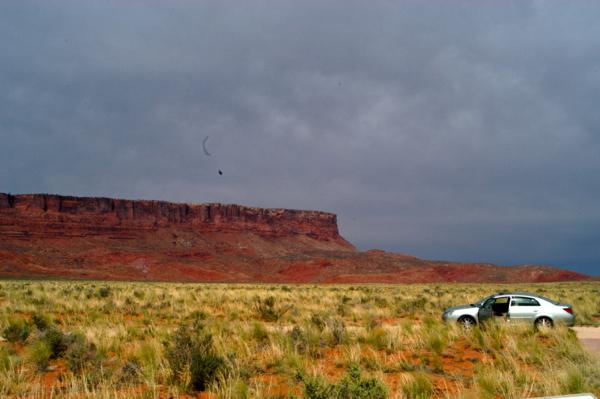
top-left (473, 295), bottom-right (494, 306)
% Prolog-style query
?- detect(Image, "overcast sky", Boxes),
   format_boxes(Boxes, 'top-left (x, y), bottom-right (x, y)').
top-left (1, 1), bottom-right (599, 275)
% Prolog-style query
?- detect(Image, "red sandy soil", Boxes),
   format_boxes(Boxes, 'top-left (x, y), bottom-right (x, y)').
top-left (0, 193), bottom-right (589, 283)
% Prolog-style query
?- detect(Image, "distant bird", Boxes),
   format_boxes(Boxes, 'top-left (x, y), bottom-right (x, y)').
top-left (218, 169), bottom-right (223, 175)
top-left (202, 136), bottom-right (211, 156)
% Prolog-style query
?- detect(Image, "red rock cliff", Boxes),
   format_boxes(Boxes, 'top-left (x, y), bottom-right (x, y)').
top-left (0, 193), bottom-right (587, 283)
top-left (0, 193), bottom-right (353, 246)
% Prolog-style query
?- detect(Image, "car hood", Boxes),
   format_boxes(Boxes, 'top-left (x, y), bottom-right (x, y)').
top-left (445, 304), bottom-right (479, 312)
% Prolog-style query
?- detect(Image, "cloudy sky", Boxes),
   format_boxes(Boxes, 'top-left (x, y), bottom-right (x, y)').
top-left (2, 1), bottom-right (599, 275)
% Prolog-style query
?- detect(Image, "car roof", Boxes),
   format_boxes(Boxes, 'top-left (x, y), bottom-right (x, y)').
top-left (496, 291), bottom-right (538, 296)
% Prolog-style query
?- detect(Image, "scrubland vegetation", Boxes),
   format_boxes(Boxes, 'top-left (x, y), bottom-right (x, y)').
top-left (0, 280), bottom-right (598, 398)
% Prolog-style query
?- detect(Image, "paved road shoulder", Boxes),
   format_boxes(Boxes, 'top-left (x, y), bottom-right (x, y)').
top-left (572, 327), bottom-right (600, 357)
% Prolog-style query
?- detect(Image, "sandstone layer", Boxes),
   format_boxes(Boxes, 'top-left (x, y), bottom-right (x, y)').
top-left (0, 193), bottom-right (589, 283)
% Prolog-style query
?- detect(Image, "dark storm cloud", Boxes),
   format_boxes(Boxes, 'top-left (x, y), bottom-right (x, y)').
top-left (1, 1), bottom-right (599, 274)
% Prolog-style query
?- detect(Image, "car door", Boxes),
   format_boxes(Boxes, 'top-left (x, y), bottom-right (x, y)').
top-left (478, 297), bottom-right (495, 323)
top-left (509, 296), bottom-right (541, 321)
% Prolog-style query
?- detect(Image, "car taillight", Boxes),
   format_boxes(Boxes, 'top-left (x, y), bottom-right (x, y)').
top-left (563, 307), bottom-right (573, 314)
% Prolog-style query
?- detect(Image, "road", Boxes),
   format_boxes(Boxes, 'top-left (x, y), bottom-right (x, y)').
top-left (573, 326), bottom-right (600, 357)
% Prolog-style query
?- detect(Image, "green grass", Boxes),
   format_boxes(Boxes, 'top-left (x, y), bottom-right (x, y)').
top-left (0, 280), bottom-right (598, 398)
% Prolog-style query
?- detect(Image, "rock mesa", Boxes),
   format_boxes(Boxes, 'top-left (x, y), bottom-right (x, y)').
top-left (0, 193), bottom-right (589, 283)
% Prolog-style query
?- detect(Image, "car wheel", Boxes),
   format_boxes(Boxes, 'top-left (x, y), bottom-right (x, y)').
top-left (458, 316), bottom-right (476, 329)
top-left (534, 317), bottom-right (553, 330)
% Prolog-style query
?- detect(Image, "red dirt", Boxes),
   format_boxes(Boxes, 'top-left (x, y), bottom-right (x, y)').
top-left (0, 193), bottom-right (589, 283)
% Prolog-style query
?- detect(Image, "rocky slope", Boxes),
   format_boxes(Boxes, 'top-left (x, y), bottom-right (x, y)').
top-left (0, 193), bottom-right (589, 282)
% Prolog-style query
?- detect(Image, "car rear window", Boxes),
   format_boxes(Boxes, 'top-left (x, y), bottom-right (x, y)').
top-left (535, 295), bottom-right (560, 305)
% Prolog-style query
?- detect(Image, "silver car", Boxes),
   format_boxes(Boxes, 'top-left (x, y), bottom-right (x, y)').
top-left (442, 292), bottom-right (575, 328)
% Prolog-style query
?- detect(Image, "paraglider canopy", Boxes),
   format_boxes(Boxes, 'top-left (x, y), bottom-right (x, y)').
top-left (202, 136), bottom-right (211, 156)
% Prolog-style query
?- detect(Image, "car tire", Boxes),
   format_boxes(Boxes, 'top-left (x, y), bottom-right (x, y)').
top-left (458, 316), bottom-right (476, 329)
top-left (534, 316), bottom-right (553, 330)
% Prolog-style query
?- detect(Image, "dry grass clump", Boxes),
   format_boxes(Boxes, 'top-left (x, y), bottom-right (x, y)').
top-left (0, 280), bottom-right (598, 398)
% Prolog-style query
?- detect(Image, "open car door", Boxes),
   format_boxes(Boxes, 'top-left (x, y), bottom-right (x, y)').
top-left (478, 296), bottom-right (510, 323)
top-left (478, 297), bottom-right (495, 323)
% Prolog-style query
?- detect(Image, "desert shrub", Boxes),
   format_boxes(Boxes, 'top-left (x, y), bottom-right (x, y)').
top-left (397, 360), bottom-right (417, 372)
top-left (254, 296), bottom-right (291, 322)
top-left (303, 375), bottom-right (336, 399)
top-left (337, 303), bottom-right (349, 317)
top-left (336, 364), bottom-right (387, 399)
top-left (329, 318), bottom-right (347, 346)
top-left (28, 339), bottom-right (51, 371)
top-left (289, 325), bottom-right (308, 353)
top-left (31, 313), bottom-right (53, 331)
top-left (3, 318), bottom-right (30, 343)
top-left (102, 300), bottom-right (116, 314)
top-left (118, 360), bottom-right (142, 384)
top-left (302, 365), bottom-right (387, 399)
top-left (97, 287), bottom-right (111, 298)
top-left (133, 290), bottom-right (145, 299)
top-left (373, 296), bottom-right (388, 308)
top-left (164, 321), bottom-right (226, 392)
top-left (251, 322), bottom-right (269, 345)
top-left (65, 333), bottom-right (98, 372)
top-left (401, 373), bottom-right (433, 399)
top-left (43, 327), bottom-right (70, 358)
top-left (310, 314), bottom-right (327, 331)
top-left (366, 316), bottom-right (382, 331)
top-left (188, 310), bottom-right (208, 321)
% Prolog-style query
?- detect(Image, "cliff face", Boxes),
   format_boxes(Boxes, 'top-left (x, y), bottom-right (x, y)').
top-left (0, 193), bottom-right (589, 283)
top-left (0, 193), bottom-right (350, 244)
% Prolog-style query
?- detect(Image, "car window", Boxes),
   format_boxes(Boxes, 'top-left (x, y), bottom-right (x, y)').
top-left (511, 297), bottom-right (540, 306)
top-left (494, 297), bottom-right (509, 304)
top-left (535, 295), bottom-right (560, 305)
top-left (476, 295), bottom-right (494, 306)
top-left (482, 298), bottom-right (496, 308)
